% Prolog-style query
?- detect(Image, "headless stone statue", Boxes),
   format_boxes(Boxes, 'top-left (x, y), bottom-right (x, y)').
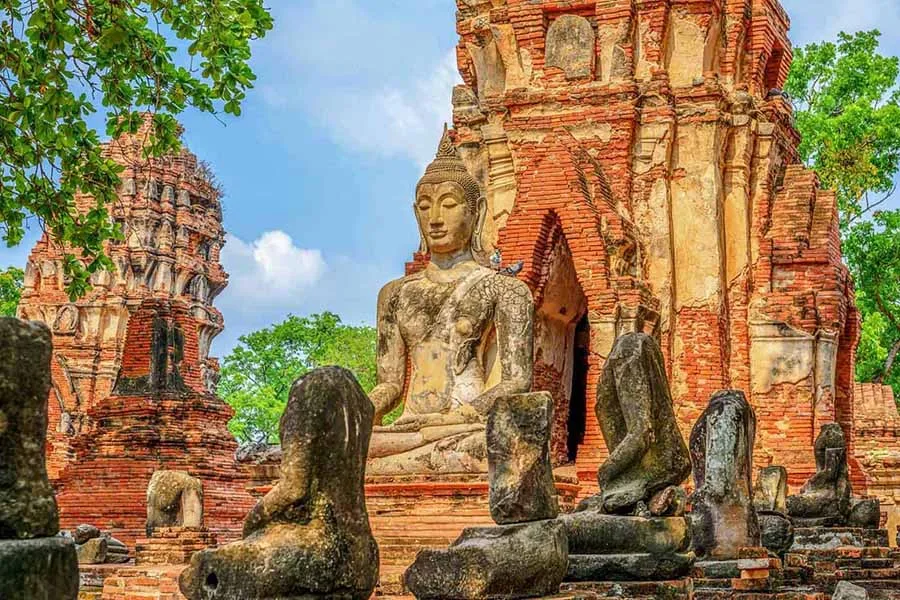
top-left (594, 332), bottom-right (691, 515)
top-left (689, 390), bottom-right (760, 560)
top-left (0, 318), bottom-right (78, 599)
top-left (753, 467), bottom-right (795, 556)
top-left (786, 423), bottom-right (881, 532)
top-left (368, 126), bottom-right (534, 476)
top-left (787, 423), bottom-right (852, 526)
top-left (146, 470), bottom-right (204, 535)
top-left (179, 367), bottom-right (379, 600)
top-left (559, 333), bottom-right (694, 583)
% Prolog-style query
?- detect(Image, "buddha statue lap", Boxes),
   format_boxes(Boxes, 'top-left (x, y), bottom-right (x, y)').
top-left (367, 127), bottom-right (534, 477)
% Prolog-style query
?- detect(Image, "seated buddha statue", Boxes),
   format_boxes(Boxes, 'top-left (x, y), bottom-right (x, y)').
top-left (367, 127), bottom-right (534, 476)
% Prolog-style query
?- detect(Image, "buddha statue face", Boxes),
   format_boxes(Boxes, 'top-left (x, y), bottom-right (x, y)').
top-left (414, 125), bottom-right (486, 257)
top-left (415, 181), bottom-right (476, 255)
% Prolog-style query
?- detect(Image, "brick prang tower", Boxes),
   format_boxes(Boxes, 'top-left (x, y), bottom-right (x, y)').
top-left (18, 119), bottom-right (255, 545)
top-left (439, 0), bottom-right (900, 527)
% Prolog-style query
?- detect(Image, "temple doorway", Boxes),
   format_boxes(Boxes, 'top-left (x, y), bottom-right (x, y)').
top-left (531, 225), bottom-right (588, 465)
top-left (567, 314), bottom-right (590, 462)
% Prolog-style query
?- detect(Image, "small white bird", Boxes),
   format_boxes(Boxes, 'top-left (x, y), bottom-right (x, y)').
top-left (490, 249), bottom-right (502, 271)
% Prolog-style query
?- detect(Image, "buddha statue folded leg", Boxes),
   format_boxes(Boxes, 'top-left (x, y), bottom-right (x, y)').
top-left (367, 426), bottom-right (487, 476)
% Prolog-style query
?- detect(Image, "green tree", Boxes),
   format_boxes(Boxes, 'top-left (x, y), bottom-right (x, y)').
top-left (843, 212), bottom-right (900, 393)
top-left (0, 1), bottom-right (273, 298)
top-left (786, 30), bottom-right (900, 397)
top-left (785, 30), bottom-right (900, 225)
top-left (0, 266), bottom-right (23, 316)
top-left (219, 312), bottom-right (377, 444)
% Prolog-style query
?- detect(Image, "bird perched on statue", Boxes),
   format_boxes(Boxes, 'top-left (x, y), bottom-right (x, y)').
top-left (490, 249), bottom-right (502, 271)
top-left (502, 260), bottom-right (524, 277)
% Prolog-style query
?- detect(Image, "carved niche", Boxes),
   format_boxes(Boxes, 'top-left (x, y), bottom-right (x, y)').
top-left (546, 15), bottom-right (595, 79)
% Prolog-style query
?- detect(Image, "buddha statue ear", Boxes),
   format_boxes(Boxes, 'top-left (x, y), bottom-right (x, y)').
top-left (414, 202), bottom-right (429, 254)
top-left (471, 195), bottom-right (487, 255)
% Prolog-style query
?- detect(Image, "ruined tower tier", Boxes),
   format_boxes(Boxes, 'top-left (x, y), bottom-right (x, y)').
top-left (440, 0), bottom-right (898, 518)
top-left (18, 121), bottom-right (255, 542)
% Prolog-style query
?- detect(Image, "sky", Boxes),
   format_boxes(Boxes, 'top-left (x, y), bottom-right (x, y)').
top-left (0, 0), bottom-right (898, 358)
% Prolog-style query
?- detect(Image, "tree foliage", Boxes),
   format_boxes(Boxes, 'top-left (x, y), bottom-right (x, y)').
top-left (843, 211), bottom-right (900, 393)
top-left (785, 30), bottom-right (900, 226)
top-left (219, 312), bottom-right (377, 444)
top-left (0, 265), bottom-right (23, 316)
top-left (787, 30), bottom-right (900, 397)
top-left (0, 1), bottom-right (272, 298)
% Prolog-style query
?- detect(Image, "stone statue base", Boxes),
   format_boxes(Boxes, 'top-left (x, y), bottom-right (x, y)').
top-left (0, 537), bottom-right (79, 600)
top-left (558, 511), bottom-right (694, 582)
top-left (559, 580), bottom-right (692, 600)
top-left (566, 552), bottom-right (695, 582)
top-left (790, 526), bottom-right (890, 551)
top-left (367, 473), bottom-right (581, 595)
top-left (135, 527), bottom-right (218, 565)
top-left (405, 521), bottom-right (568, 600)
top-left (180, 522), bottom-right (377, 600)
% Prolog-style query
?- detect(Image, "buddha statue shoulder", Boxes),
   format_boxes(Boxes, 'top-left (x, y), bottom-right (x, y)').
top-left (367, 127), bottom-right (534, 476)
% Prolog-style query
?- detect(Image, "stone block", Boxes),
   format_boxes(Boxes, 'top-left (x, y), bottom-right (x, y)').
top-left (73, 524), bottom-right (101, 545)
top-left (694, 559), bottom-right (741, 579)
top-left (0, 319), bottom-right (57, 539)
top-left (754, 466), bottom-right (788, 513)
top-left (487, 392), bottom-right (558, 524)
top-left (76, 536), bottom-right (108, 564)
top-left (832, 581), bottom-right (869, 600)
top-left (0, 537), bottom-right (79, 600)
top-left (558, 512), bottom-right (690, 555)
top-left (791, 527), bottom-right (889, 550)
top-left (758, 511), bottom-right (794, 556)
top-left (404, 520), bottom-right (568, 600)
top-left (848, 498), bottom-right (881, 529)
top-left (566, 552), bottom-right (695, 582)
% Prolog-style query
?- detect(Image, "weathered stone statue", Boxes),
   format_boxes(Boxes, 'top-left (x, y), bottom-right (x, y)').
top-left (753, 467), bottom-right (794, 556)
top-left (368, 126), bottom-right (534, 476)
top-left (559, 333), bottom-right (694, 582)
top-left (405, 392), bottom-right (567, 600)
top-left (689, 390), bottom-right (760, 560)
top-left (487, 392), bottom-right (559, 524)
top-left (0, 318), bottom-right (79, 599)
top-left (594, 332), bottom-right (692, 515)
top-left (146, 470), bottom-right (204, 535)
top-left (787, 423), bottom-right (852, 526)
top-left (179, 367), bottom-right (378, 600)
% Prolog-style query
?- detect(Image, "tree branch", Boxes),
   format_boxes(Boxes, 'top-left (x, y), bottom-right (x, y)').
top-left (875, 338), bottom-right (900, 384)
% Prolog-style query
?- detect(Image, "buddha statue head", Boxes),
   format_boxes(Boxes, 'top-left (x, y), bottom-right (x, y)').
top-left (415, 126), bottom-right (486, 256)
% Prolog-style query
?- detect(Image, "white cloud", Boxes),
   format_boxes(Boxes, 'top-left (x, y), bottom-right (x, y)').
top-left (222, 230), bottom-right (325, 302)
top-left (253, 1), bottom-right (461, 167)
top-left (316, 50), bottom-right (461, 167)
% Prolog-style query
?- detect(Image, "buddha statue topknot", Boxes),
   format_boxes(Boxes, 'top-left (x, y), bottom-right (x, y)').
top-left (367, 126), bottom-right (535, 476)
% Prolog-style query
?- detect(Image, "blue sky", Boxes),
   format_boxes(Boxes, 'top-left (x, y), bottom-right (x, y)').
top-left (1, 0), bottom-right (898, 357)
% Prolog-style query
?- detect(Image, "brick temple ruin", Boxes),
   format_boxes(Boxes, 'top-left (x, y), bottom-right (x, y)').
top-left (17, 121), bottom-right (255, 548)
top-left (438, 0), bottom-right (900, 523)
top-left (10, 0), bottom-right (900, 597)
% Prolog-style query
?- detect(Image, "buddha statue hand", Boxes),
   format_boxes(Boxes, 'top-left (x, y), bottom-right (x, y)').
top-left (387, 403), bottom-right (483, 431)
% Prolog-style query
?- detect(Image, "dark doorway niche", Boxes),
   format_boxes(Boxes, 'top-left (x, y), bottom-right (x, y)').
top-left (567, 314), bottom-right (590, 462)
